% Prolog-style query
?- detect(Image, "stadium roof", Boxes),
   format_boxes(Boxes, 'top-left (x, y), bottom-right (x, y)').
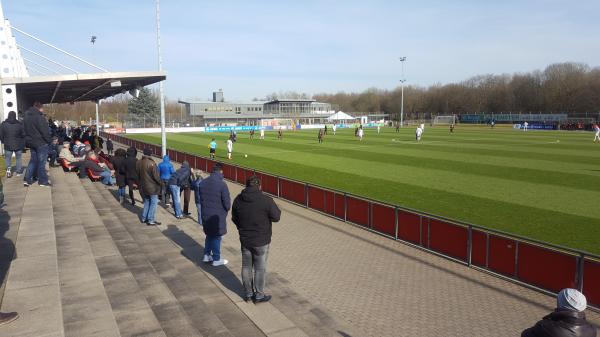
top-left (1, 71), bottom-right (166, 104)
top-left (327, 111), bottom-right (356, 121)
top-left (266, 99), bottom-right (316, 103)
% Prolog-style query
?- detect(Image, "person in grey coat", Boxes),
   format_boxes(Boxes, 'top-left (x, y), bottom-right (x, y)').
top-left (198, 163), bottom-right (231, 266)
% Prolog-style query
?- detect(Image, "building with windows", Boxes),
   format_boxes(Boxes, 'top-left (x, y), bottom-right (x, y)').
top-left (179, 91), bottom-right (333, 125)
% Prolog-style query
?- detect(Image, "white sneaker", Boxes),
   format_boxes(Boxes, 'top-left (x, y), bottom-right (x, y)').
top-left (202, 255), bottom-right (213, 263)
top-left (212, 259), bottom-right (228, 266)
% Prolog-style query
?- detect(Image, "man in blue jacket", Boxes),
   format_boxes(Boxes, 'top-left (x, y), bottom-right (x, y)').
top-left (158, 155), bottom-right (175, 206)
top-left (198, 163), bottom-right (231, 266)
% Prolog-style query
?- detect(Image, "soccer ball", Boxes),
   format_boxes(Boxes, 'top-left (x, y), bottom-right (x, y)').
top-left (244, 154), bottom-right (248, 158)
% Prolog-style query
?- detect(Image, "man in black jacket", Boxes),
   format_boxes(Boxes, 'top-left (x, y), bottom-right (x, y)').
top-left (232, 175), bottom-right (281, 303)
top-left (23, 102), bottom-right (51, 186)
top-left (522, 288), bottom-right (596, 337)
top-left (0, 111), bottom-right (25, 177)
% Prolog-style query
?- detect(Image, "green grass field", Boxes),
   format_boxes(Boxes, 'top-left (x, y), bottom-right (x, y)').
top-left (127, 125), bottom-right (600, 255)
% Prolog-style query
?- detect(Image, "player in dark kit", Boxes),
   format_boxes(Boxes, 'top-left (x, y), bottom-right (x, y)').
top-left (395, 123), bottom-right (400, 133)
top-left (318, 129), bottom-right (324, 143)
top-left (450, 124), bottom-right (455, 133)
top-left (277, 129), bottom-right (283, 140)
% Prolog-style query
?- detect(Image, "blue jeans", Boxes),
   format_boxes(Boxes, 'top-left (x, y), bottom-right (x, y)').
top-left (99, 169), bottom-right (114, 185)
top-left (4, 150), bottom-right (22, 173)
top-left (169, 185), bottom-right (182, 217)
top-left (142, 194), bottom-right (159, 223)
top-left (204, 235), bottom-right (222, 261)
top-left (118, 186), bottom-right (126, 198)
top-left (25, 144), bottom-right (49, 185)
top-left (196, 203), bottom-right (202, 225)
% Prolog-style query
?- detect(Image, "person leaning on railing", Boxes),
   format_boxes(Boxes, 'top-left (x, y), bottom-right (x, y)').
top-left (521, 288), bottom-right (597, 337)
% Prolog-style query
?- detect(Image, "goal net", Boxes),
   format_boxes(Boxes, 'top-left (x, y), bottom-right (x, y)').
top-left (433, 115), bottom-right (457, 125)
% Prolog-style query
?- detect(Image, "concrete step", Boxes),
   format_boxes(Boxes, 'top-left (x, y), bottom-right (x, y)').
top-left (64, 174), bottom-right (167, 337)
top-left (50, 168), bottom-right (121, 337)
top-left (86, 179), bottom-right (265, 337)
top-left (82, 180), bottom-right (206, 337)
top-left (0, 174), bottom-right (64, 337)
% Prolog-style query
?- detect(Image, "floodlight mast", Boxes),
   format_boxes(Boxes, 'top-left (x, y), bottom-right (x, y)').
top-left (156, 0), bottom-right (167, 157)
top-left (399, 57), bottom-right (406, 128)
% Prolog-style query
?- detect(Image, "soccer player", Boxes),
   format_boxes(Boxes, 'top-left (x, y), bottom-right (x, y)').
top-left (450, 123), bottom-right (455, 133)
top-left (357, 126), bottom-right (364, 141)
top-left (209, 138), bottom-right (217, 159)
top-left (332, 124), bottom-right (337, 135)
top-left (318, 129), bottom-right (324, 143)
top-left (277, 129), bottom-right (283, 140)
top-left (377, 125), bottom-right (381, 134)
top-left (249, 129), bottom-right (255, 140)
top-left (523, 121), bottom-right (529, 131)
top-left (226, 138), bottom-right (233, 160)
top-left (395, 122), bottom-right (400, 133)
top-left (260, 129), bottom-right (265, 140)
top-left (324, 125), bottom-right (328, 135)
top-left (416, 126), bottom-right (423, 141)
top-left (594, 124), bottom-right (600, 143)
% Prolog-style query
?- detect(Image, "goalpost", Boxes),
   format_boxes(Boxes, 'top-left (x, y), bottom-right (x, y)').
top-left (432, 115), bottom-right (458, 125)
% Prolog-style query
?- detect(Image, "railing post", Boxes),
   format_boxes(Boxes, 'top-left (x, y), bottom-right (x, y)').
top-left (343, 193), bottom-right (348, 222)
top-left (467, 225), bottom-right (473, 267)
top-left (514, 241), bottom-right (520, 278)
top-left (304, 184), bottom-right (309, 208)
top-left (394, 207), bottom-right (399, 240)
top-left (419, 215), bottom-right (423, 246)
top-left (576, 253), bottom-right (585, 292)
top-left (277, 176), bottom-right (280, 198)
top-left (368, 202), bottom-right (373, 229)
top-left (485, 233), bottom-right (490, 268)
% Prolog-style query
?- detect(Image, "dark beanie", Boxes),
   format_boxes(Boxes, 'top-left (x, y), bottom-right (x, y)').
top-left (143, 148), bottom-right (152, 156)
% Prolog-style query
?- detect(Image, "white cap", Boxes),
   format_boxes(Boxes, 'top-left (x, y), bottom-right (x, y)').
top-left (557, 288), bottom-right (587, 312)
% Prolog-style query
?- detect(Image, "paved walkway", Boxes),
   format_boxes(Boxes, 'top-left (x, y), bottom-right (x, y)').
top-left (0, 151), bottom-right (598, 336)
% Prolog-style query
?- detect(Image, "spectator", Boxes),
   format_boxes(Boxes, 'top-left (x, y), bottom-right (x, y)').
top-left (136, 148), bottom-right (161, 226)
top-left (23, 102), bottom-right (51, 187)
top-left (158, 155), bottom-right (175, 206)
top-left (110, 148), bottom-right (128, 203)
top-left (85, 152), bottom-right (114, 185)
top-left (521, 288), bottom-right (596, 337)
top-left (232, 175), bottom-right (281, 303)
top-left (191, 169), bottom-right (203, 224)
top-left (72, 140), bottom-right (85, 157)
top-left (124, 147), bottom-right (139, 206)
top-left (198, 163), bottom-right (231, 266)
top-left (47, 137), bottom-right (60, 167)
top-left (168, 160), bottom-right (191, 219)
top-left (106, 138), bottom-right (114, 155)
top-left (0, 111), bottom-right (25, 178)
top-left (59, 141), bottom-right (82, 163)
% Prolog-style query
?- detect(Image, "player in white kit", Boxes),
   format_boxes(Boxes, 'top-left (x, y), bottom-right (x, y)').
top-left (416, 126), bottom-right (423, 141)
top-left (523, 121), bottom-right (529, 131)
top-left (260, 129), bottom-right (265, 139)
top-left (594, 124), bottom-right (600, 143)
top-left (358, 127), bottom-right (364, 141)
top-left (226, 138), bottom-right (233, 160)
top-left (332, 124), bottom-right (337, 135)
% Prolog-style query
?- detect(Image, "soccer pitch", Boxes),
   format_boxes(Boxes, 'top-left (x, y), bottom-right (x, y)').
top-left (127, 126), bottom-right (600, 254)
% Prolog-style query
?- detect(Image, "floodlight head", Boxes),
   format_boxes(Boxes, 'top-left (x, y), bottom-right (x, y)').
top-left (90, 36), bottom-right (97, 44)
top-left (399, 57), bottom-right (407, 62)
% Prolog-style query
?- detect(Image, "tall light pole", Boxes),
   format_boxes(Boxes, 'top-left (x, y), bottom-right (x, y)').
top-left (399, 57), bottom-right (406, 128)
top-left (156, 0), bottom-right (167, 157)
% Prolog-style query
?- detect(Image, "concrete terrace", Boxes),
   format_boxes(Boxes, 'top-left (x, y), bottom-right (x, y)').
top-left (0, 158), bottom-right (598, 337)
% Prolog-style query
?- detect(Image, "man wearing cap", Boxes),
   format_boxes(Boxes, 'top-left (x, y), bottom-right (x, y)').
top-left (136, 148), bottom-right (162, 226)
top-left (522, 288), bottom-right (597, 337)
top-left (198, 163), bottom-right (231, 266)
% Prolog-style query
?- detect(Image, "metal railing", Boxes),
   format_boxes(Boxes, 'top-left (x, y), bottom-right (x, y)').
top-left (101, 131), bottom-right (600, 310)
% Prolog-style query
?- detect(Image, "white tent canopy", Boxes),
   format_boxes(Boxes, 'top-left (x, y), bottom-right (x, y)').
top-left (327, 111), bottom-right (356, 121)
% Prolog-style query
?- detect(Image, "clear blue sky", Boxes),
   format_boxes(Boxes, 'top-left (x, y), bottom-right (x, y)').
top-left (3, 0), bottom-right (599, 101)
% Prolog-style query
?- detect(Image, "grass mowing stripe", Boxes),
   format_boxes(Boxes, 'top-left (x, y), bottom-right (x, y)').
top-left (126, 128), bottom-right (600, 254)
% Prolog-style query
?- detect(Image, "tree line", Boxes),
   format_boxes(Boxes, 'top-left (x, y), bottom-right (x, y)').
top-left (313, 62), bottom-right (600, 119)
